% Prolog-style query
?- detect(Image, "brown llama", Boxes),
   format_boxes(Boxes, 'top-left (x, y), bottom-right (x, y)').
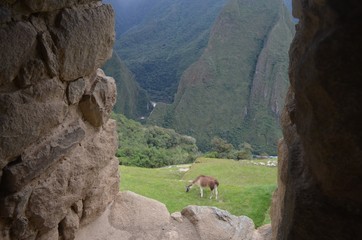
top-left (186, 175), bottom-right (219, 200)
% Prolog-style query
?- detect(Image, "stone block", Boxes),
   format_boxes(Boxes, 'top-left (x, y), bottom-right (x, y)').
top-left (67, 78), bottom-right (86, 105)
top-left (0, 21), bottom-right (37, 86)
top-left (59, 209), bottom-right (80, 240)
top-left (51, 5), bottom-right (114, 81)
top-left (0, 89), bottom-right (68, 167)
top-left (1, 121), bottom-right (85, 193)
top-left (79, 70), bottom-right (116, 127)
top-left (38, 31), bottom-right (59, 77)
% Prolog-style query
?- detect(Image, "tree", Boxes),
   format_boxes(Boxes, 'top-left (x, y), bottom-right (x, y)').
top-left (211, 137), bottom-right (234, 157)
top-left (236, 142), bottom-right (253, 160)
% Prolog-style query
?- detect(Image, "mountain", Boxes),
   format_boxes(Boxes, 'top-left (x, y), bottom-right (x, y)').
top-left (108, 0), bottom-right (229, 103)
top-left (148, 0), bottom-right (295, 154)
top-left (104, 0), bottom-right (164, 36)
top-left (103, 51), bottom-right (151, 119)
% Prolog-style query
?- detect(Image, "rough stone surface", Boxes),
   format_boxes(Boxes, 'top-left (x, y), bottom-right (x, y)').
top-left (252, 224), bottom-right (272, 240)
top-left (23, 0), bottom-right (99, 13)
top-left (0, 21), bottom-right (37, 87)
top-left (76, 191), bottom-right (183, 240)
top-left (2, 120), bottom-right (86, 193)
top-left (109, 191), bottom-right (170, 232)
top-left (0, 1), bottom-right (117, 239)
top-left (38, 31), bottom-right (59, 77)
top-left (59, 208), bottom-right (80, 240)
top-left (271, 0), bottom-right (362, 239)
top-left (79, 69), bottom-right (117, 127)
top-left (0, 77), bottom-right (68, 167)
top-left (51, 5), bottom-right (115, 81)
top-left (67, 78), bottom-right (86, 105)
top-left (182, 205), bottom-right (256, 240)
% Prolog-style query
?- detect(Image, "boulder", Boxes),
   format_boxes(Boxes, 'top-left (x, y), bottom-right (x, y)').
top-left (109, 191), bottom-right (171, 232)
top-left (252, 224), bottom-right (272, 240)
top-left (181, 205), bottom-right (256, 240)
top-left (76, 191), bottom-right (172, 240)
top-left (76, 192), bottom-right (264, 240)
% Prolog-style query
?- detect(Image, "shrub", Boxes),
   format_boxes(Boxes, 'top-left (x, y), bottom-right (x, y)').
top-left (113, 113), bottom-right (199, 168)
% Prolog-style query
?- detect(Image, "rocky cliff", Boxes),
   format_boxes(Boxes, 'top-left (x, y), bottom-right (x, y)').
top-left (272, 0), bottom-right (362, 239)
top-left (0, 1), bottom-right (118, 239)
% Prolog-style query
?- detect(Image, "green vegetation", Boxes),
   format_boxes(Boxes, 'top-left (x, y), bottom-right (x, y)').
top-left (148, 0), bottom-right (295, 154)
top-left (113, 113), bottom-right (199, 168)
top-left (105, 0), bottom-right (295, 154)
top-left (120, 157), bottom-right (277, 227)
top-left (204, 137), bottom-right (253, 160)
top-left (111, 0), bottom-right (228, 102)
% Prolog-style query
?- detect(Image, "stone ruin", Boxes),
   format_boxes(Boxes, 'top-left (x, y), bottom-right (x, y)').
top-left (1, 0), bottom-right (362, 239)
top-left (0, 1), bottom-right (118, 239)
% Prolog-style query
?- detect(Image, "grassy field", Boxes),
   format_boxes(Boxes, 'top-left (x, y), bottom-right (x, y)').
top-left (119, 157), bottom-right (277, 227)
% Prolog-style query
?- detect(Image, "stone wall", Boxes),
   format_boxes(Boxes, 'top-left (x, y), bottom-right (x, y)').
top-left (272, 0), bottom-right (362, 239)
top-left (0, 1), bottom-right (119, 239)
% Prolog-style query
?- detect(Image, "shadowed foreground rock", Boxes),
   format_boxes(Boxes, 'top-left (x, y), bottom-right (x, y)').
top-left (75, 191), bottom-right (271, 240)
top-left (271, 0), bottom-right (362, 239)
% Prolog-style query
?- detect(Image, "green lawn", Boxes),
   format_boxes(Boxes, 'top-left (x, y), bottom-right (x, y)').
top-left (119, 157), bottom-right (277, 227)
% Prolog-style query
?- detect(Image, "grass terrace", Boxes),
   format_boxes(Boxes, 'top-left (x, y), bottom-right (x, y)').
top-left (119, 157), bottom-right (277, 227)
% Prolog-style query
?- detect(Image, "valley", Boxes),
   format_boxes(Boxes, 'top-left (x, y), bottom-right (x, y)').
top-left (103, 0), bottom-right (295, 154)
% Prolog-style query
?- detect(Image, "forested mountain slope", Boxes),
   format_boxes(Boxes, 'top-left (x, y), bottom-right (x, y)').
top-left (103, 52), bottom-right (151, 119)
top-left (148, 0), bottom-right (295, 154)
top-left (108, 0), bottom-right (228, 102)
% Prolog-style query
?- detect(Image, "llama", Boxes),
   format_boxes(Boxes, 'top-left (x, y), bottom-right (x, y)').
top-left (186, 175), bottom-right (219, 200)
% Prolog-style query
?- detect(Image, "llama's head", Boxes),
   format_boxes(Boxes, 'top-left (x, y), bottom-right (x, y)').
top-left (185, 185), bottom-right (192, 192)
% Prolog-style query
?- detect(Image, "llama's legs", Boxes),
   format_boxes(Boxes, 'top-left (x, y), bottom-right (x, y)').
top-left (199, 187), bottom-right (203, 197)
top-left (209, 187), bottom-right (218, 199)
